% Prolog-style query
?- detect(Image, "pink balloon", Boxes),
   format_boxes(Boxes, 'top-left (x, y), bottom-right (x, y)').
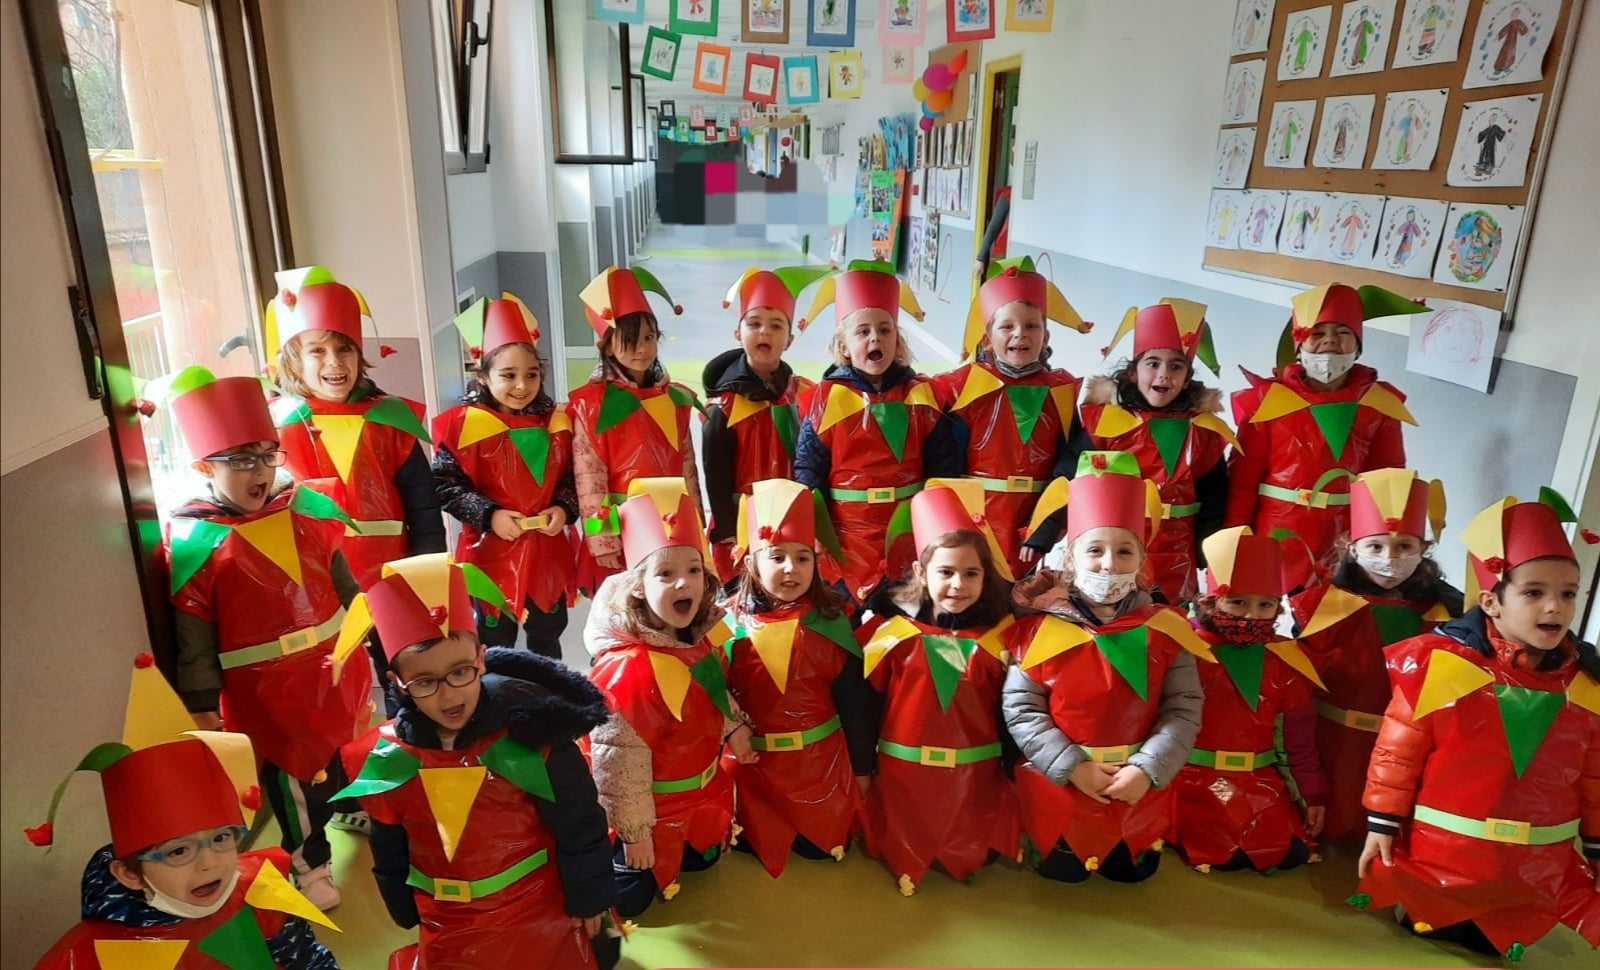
top-left (923, 63), bottom-right (953, 91)
top-left (918, 116), bottom-right (935, 131)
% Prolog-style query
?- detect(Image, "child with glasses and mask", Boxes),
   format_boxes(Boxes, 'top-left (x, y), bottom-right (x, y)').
top-left (154, 366), bottom-right (375, 911)
top-left (336, 554), bottom-right (620, 970)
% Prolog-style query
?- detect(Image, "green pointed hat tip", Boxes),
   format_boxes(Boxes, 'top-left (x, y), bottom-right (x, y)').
top-left (1536, 486), bottom-right (1578, 523)
top-left (846, 259), bottom-right (897, 275)
top-left (169, 364), bottom-right (219, 397)
top-left (628, 266), bottom-right (683, 315)
top-left (985, 256), bottom-right (1037, 281)
top-left (772, 265), bottom-right (835, 297)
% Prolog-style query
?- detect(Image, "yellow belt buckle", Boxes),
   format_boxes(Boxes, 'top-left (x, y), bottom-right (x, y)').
top-left (1089, 744), bottom-right (1130, 764)
top-left (278, 626), bottom-right (316, 654)
top-left (432, 878), bottom-right (473, 902)
top-left (1215, 750), bottom-right (1254, 771)
top-left (518, 514), bottom-right (550, 531)
top-left (1006, 475), bottom-right (1034, 493)
top-left (919, 745), bottom-right (958, 767)
top-left (866, 487), bottom-right (897, 504)
top-left (1483, 817), bottom-right (1531, 845)
top-left (1349, 711), bottom-right (1384, 732)
top-left (699, 763), bottom-right (717, 787)
top-left (765, 730), bottom-right (805, 751)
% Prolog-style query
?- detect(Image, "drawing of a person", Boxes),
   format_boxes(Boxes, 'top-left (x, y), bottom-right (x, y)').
top-left (891, 0), bottom-right (912, 26)
top-left (1350, 9), bottom-right (1377, 66)
top-left (1233, 74), bottom-right (1253, 118)
top-left (1244, 4), bottom-right (1264, 47)
top-left (1392, 207), bottom-right (1423, 265)
top-left (1218, 203), bottom-right (1235, 239)
top-left (1292, 20), bottom-right (1317, 72)
top-left (690, 0), bottom-right (705, 14)
top-left (1417, 4), bottom-right (1445, 55)
top-left (821, 0), bottom-right (839, 27)
top-left (1223, 139), bottom-right (1246, 181)
top-left (1250, 206), bottom-right (1273, 244)
top-left (1291, 206), bottom-right (1318, 249)
top-left (1475, 114), bottom-right (1507, 176)
top-left (1393, 105), bottom-right (1420, 163)
top-left (1332, 113), bottom-right (1352, 160)
top-left (1495, 6), bottom-right (1530, 75)
top-left (1282, 114), bottom-right (1301, 160)
top-left (1339, 211), bottom-right (1366, 257)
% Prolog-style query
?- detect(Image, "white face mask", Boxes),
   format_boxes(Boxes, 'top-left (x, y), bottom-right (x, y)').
top-left (1074, 569), bottom-right (1140, 605)
top-left (143, 867), bottom-right (239, 920)
top-left (1300, 349), bottom-right (1358, 384)
top-left (1357, 552), bottom-right (1422, 589)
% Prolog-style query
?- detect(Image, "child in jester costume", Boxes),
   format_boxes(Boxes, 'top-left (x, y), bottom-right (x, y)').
top-left (1354, 493), bottom-right (1600, 961)
top-left (582, 479), bottom-right (755, 917)
top-left (856, 480), bottom-right (1020, 895)
top-left (723, 478), bottom-right (876, 878)
top-left (1225, 283), bottom-right (1426, 564)
top-left (1002, 452), bottom-right (1208, 884)
top-left (568, 267), bottom-right (704, 593)
top-left (433, 295), bottom-right (578, 659)
top-left (30, 656), bottom-right (340, 970)
top-left (793, 261), bottom-right (964, 602)
top-left (932, 256), bottom-right (1094, 577)
top-left (158, 366), bottom-right (374, 911)
top-left (1168, 526), bottom-right (1328, 874)
top-left (1030, 299), bottom-right (1238, 604)
top-left (1290, 468), bottom-right (1462, 842)
top-left (701, 265), bottom-right (832, 582)
top-left (335, 553), bottom-right (619, 970)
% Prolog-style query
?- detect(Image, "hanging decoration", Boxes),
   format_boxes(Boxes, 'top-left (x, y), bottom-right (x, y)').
top-left (912, 48), bottom-right (968, 131)
top-left (744, 52), bottom-right (782, 105)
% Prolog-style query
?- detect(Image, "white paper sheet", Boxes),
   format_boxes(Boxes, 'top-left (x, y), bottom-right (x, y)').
top-left (1463, 0), bottom-right (1558, 88)
top-left (1264, 101), bottom-right (1317, 168)
top-left (1431, 202), bottom-right (1526, 291)
top-left (1222, 59), bottom-right (1268, 124)
top-left (1363, 196), bottom-right (1449, 278)
top-left (1311, 94), bottom-right (1376, 168)
top-left (1278, 5), bottom-right (1333, 80)
top-left (1372, 88), bottom-right (1449, 170)
top-left (1329, 0), bottom-right (1396, 77)
top-left (1446, 94), bottom-right (1541, 187)
top-left (1393, 0), bottom-right (1468, 68)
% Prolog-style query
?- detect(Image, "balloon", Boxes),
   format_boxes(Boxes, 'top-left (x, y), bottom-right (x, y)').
top-left (912, 78), bottom-right (929, 101)
top-left (923, 63), bottom-right (953, 92)
top-left (926, 89), bottom-right (953, 113)
top-left (950, 50), bottom-right (970, 74)
top-left (919, 116), bottom-right (935, 131)
top-left (921, 103), bottom-right (937, 118)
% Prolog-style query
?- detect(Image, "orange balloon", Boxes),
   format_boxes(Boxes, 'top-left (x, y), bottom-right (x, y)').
top-left (926, 89), bottom-right (954, 112)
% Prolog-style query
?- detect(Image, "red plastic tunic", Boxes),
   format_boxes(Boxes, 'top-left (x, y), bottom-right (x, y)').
top-left (725, 599), bottom-right (862, 877)
top-left (272, 393), bottom-right (430, 586)
top-left (166, 488), bottom-right (373, 781)
top-left (1003, 606), bottom-right (1200, 866)
top-left (34, 852), bottom-right (304, 970)
top-left (706, 376), bottom-right (813, 579)
top-left (431, 403), bottom-right (574, 614)
top-left (340, 724), bottom-right (601, 970)
top-left (932, 362), bottom-right (1079, 575)
top-left (588, 636), bottom-right (734, 890)
top-left (1079, 399), bottom-right (1233, 603)
top-left (1169, 632), bottom-right (1321, 869)
top-left (805, 380), bottom-right (945, 600)
top-left (1358, 636), bottom-right (1600, 953)
top-left (1226, 364), bottom-right (1409, 563)
top-left (1290, 584), bottom-right (1450, 841)
top-left (859, 613), bottom-right (1019, 887)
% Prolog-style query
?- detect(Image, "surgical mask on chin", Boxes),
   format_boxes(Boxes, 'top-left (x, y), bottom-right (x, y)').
top-left (144, 867), bottom-right (239, 920)
top-left (1300, 350), bottom-right (1358, 384)
top-left (1074, 569), bottom-right (1139, 604)
top-left (1357, 552), bottom-right (1422, 589)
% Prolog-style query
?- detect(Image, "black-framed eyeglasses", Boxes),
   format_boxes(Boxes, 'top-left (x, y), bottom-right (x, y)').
top-left (396, 663), bottom-right (481, 698)
top-left (137, 825), bottom-right (249, 867)
top-left (209, 449), bottom-right (288, 472)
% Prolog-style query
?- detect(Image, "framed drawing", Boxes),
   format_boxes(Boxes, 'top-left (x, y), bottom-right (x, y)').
top-left (784, 54), bottom-right (821, 104)
top-left (593, 0), bottom-right (645, 23)
top-left (691, 105), bottom-right (706, 126)
top-left (660, 99), bottom-right (677, 121)
top-left (641, 27), bottom-right (682, 81)
top-left (881, 0), bottom-right (926, 46)
top-left (883, 46), bottom-right (914, 83)
top-left (670, 0), bottom-right (720, 36)
top-left (693, 42), bottom-right (732, 94)
top-left (744, 52), bottom-right (781, 105)
top-left (947, 0), bottom-right (996, 41)
top-left (1004, 0), bottom-right (1053, 32)
top-left (806, 0), bottom-right (857, 47)
top-left (742, 0), bottom-right (790, 43)
top-left (828, 49), bottom-right (864, 98)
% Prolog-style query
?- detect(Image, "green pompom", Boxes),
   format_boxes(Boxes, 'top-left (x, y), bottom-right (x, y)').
top-left (1346, 892), bottom-right (1371, 911)
top-left (1505, 942), bottom-right (1525, 964)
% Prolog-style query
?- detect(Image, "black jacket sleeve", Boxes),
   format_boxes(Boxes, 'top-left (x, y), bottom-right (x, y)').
top-left (1023, 507), bottom-right (1066, 556)
top-left (369, 819), bottom-right (420, 929)
top-left (173, 612), bottom-right (222, 713)
top-left (432, 441), bottom-right (498, 531)
top-left (1192, 459), bottom-right (1230, 566)
top-left (532, 742), bottom-right (617, 918)
top-left (830, 652), bottom-right (880, 776)
top-left (1054, 409), bottom-right (1093, 480)
top-left (921, 412), bottom-right (966, 479)
top-left (331, 550), bottom-right (360, 607)
top-left (398, 442), bottom-right (448, 554)
top-left (701, 402), bottom-right (739, 543)
top-left (977, 193), bottom-right (1011, 266)
top-left (552, 462), bottom-right (579, 523)
top-left (793, 418), bottom-right (830, 490)
top-left (266, 916), bottom-right (340, 970)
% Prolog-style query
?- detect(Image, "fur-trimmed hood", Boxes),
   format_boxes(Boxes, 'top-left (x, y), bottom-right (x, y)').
top-left (1085, 374), bottom-right (1223, 414)
top-left (583, 572), bottom-right (727, 659)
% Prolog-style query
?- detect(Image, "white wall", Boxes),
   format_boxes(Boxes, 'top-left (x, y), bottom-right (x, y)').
top-left (487, 0), bottom-right (562, 256)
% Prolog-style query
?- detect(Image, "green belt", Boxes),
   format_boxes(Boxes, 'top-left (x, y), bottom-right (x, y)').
top-left (828, 482), bottom-right (924, 504)
top-left (652, 759), bottom-right (720, 794)
top-left (346, 518), bottom-right (405, 536)
top-left (1188, 748), bottom-right (1277, 771)
top-left (1164, 501), bottom-right (1202, 517)
top-left (878, 739), bottom-right (1002, 767)
top-left (749, 715), bottom-right (841, 751)
top-left (1078, 741), bottom-right (1143, 763)
top-left (1317, 700), bottom-right (1385, 733)
top-left (1414, 805), bottom-right (1580, 847)
top-left (220, 608), bottom-right (347, 671)
top-left (1258, 482), bottom-right (1352, 507)
top-left (971, 475), bottom-right (1048, 494)
top-left (407, 848), bottom-right (548, 902)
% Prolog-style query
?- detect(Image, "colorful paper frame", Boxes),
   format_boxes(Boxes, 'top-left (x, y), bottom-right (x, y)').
top-left (742, 0), bottom-right (791, 43)
top-left (828, 49), bottom-right (864, 98)
top-left (593, 0), bottom-right (645, 24)
top-left (670, 0), bottom-right (721, 36)
top-left (806, 0), bottom-right (857, 46)
top-left (693, 42), bottom-right (733, 94)
top-left (880, 0), bottom-right (926, 46)
top-left (1003, 0), bottom-right (1052, 33)
top-left (744, 52), bottom-right (782, 105)
top-left (783, 54), bottom-right (821, 104)
top-left (882, 45), bottom-right (914, 84)
top-left (641, 27), bottom-right (683, 81)
top-left (947, 0), bottom-right (996, 42)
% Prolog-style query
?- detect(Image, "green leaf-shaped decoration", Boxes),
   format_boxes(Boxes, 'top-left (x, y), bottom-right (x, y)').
top-left (922, 635), bottom-right (978, 712)
top-left (482, 736), bottom-right (555, 801)
top-left (868, 402), bottom-right (910, 462)
top-left (198, 906), bottom-right (275, 970)
top-left (1215, 643), bottom-right (1266, 712)
top-left (333, 736), bottom-right (423, 799)
top-left (1094, 626), bottom-right (1151, 701)
top-left (169, 518), bottom-right (234, 594)
top-left (1005, 385), bottom-right (1050, 444)
top-left (1494, 684), bottom-right (1565, 778)
top-left (1309, 402), bottom-right (1359, 460)
top-left (509, 426), bottom-right (551, 487)
top-left (596, 383), bottom-right (642, 434)
top-left (365, 396), bottom-right (432, 445)
top-left (689, 652), bottom-right (734, 720)
top-left (1146, 418), bottom-right (1191, 478)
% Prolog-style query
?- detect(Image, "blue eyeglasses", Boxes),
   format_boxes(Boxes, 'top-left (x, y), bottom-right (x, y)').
top-left (136, 825), bottom-right (249, 867)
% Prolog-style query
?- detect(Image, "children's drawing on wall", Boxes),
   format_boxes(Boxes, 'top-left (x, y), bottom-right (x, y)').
top-left (884, 0), bottom-right (925, 42)
top-left (1278, 191), bottom-right (1330, 257)
top-left (1232, 0), bottom-right (1277, 55)
top-left (1239, 189), bottom-right (1288, 252)
top-left (1221, 59), bottom-right (1267, 124)
top-left (1320, 193), bottom-right (1384, 263)
top-left (1311, 93), bottom-right (1375, 168)
top-left (1363, 195), bottom-right (1448, 277)
top-left (920, 210), bottom-right (940, 291)
top-left (1405, 299), bottom-right (1500, 392)
top-left (1278, 5), bottom-right (1332, 80)
top-left (1447, 94), bottom-right (1540, 187)
top-left (749, 0), bottom-right (786, 31)
top-left (1394, 0), bottom-right (1465, 67)
top-left (1432, 202), bottom-right (1524, 291)
top-left (1330, 0), bottom-right (1395, 77)
top-left (1206, 189), bottom-right (1246, 248)
top-left (1007, 0), bottom-right (1052, 30)
top-left (953, 0), bottom-right (995, 32)
top-left (1463, 0), bottom-right (1556, 88)
top-left (1264, 100), bottom-right (1315, 168)
top-left (1373, 87), bottom-right (1447, 170)
top-left (1212, 127), bottom-right (1257, 188)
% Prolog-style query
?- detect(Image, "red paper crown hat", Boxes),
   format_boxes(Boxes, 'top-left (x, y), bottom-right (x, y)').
top-left (1100, 298), bottom-right (1220, 375)
top-left (723, 266), bottom-right (836, 324)
top-left (963, 256), bottom-right (1093, 360)
top-left (1460, 489), bottom-right (1590, 601)
top-left (1203, 526), bottom-right (1287, 598)
top-left (797, 260), bottom-right (926, 330)
top-left (735, 478), bottom-right (846, 567)
top-left (335, 553), bottom-right (507, 668)
top-left (580, 266), bottom-right (683, 341)
top-left (265, 265), bottom-right (374, 354)
top-left (1349, 467), bottom-right (1446, 542)
top-left (1273, 283), bottom-right (1428, 368)
top-left (160, 365), bottom-right (278, 459)
top-left (1063, 451), bottom-right (1164, 546)
top-left (892, 478), bottom-right (1013, 582)
top-left (453, 293), bottom-right (542, 359)
top-left (618, 477), bottom-right (710, 568)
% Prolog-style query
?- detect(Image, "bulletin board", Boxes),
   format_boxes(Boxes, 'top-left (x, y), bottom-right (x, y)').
top-left (1203, 0), bottom-right (1583, 314)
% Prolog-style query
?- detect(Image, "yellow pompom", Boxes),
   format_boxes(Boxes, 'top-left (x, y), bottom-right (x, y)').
top-left (312, 770), bottom-right (328, 784)
top-left (830, 845), bottom-right (846, 861)
top-left (661, 881), bottom-right (682, 901)
top-left (1413, 921), bottom-right (1434, 934)
top-left (1084, 856), bottom-right (1101, 872)
top-left (1195, 863), bottom-right (1212, 874)
top-left (897, 874), bottom-right (917, 897)
top-left (1149, 839), bottom-right (1165, 852)
top-left (1308, 852), bottom-right (1324, 864)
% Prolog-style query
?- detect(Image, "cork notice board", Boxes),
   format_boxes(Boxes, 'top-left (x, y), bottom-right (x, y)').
top-left (1204, 0), bottom-right (1581, 313)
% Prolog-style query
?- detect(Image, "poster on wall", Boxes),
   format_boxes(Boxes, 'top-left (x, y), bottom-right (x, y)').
top-left (1310, 94), bottom-right (1375, 168)
top-left (1238, 189), bottom-right (1289, 252)
top-left (1264, 100), bottom-right (1316, 168)
top-left (884, 46), bottom-right (915, 84)
top-left (784, 55), bottom-right (821, 104)
top-left (742, 0), bottom-right (791, 43)
top-left (1372, 87), bottom-right (1448, 170)
top-left (829, 50), bottom-right (864, 98)
top-left (1205, 190), bottom-right (1246, 249)
top-left (744, 53), bottom-right (782, 105)
top-left (1405, 298), bottom-right (1499, 392)
top-left (642, 27), bottom-right (683, 81)
top-left (1431, 202), bottom-right (1525, 291)
top-left (807, 0), bottom-right (857, 46)
top-left (946, 0), bottom-right (996, 42)
top-left (1445, 94), bottom-right (1540, 187)
top-left (670, 0), bottom-right (720, 36)
top-left (1361, 195), bottom-right (1448, 277)
top-left (693, 43), bottom-right (732, 94)
top-left (1328, 0), bottom-right (1396, 77)
top-left (881, 0), bottom-right (927, 46)
top-left (1221, 59), bottom-right (1267, 125)
top-left (1213, 127), bottom-right (1257, 188)
top-left (594, 0), bottom-right (646, 23)
top-left (1318, 192), bottom-right (1385, 264)
top-left (1278, 5), bottom-right (1332, 80)
top-left (1278, 191), bottom-right (1332, 257)
top-left (1393, 0), bottom-right (1467, 68)
top-left (1462, 0), bottom-right (1557, 89)
top-left (1232, 0), bottom-right (1277, 55)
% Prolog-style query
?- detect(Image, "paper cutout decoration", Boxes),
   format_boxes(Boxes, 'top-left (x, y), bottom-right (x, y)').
top-left (1213, 128), bottom-right (1257, 188)
top-left (1319, 193), bottom-right (1385, 264)
top-left (1005, 0), bottom-right (1054, 32)
top-left (1264, 100), bottom-right (1316, 168)
top-left (742, 0), bottom-right (791, 43)
top-left (1463, 0), bottom-right (1557, 89)
top-left (1222, 59), bottom-right (1267, 125)
top-left (946, 0), bottom-right (996, 41)
top-left (594, 0), bottom-right (645, 23)
top-left (807, 0), bottom-right (857, 46)
top-left (1239, 190), bottom-right (1288, 253)
top-left (1329, 0), bottom-right (1395, 77)
top-left (1206, 190), bottom-right (1247, 249)
top-left (1446, 94), bottom-right (1541, 188)
top-left (882, 0), bottom-right (926, 45)
top-left (420, 766), bottom-right (487, 862)
top-left (693, 43), bottom-right (732, 95)
top-left (642, 27), bottom-right (682, 81)
top-left (828, 50), bottom-right (864, 99)
top-left (1363, 196), bottom-right (1449, 277)
top-left (1232, 0), bottom-right (1277, 54)
top-left (93, 940), bottom-right (189, 970)
top-left (1278, 5), bottom-right (1332, 80)
top-left (1278, 191), bottom-right (1332, 258)
top-left (244, 860), bottom-right (340, 931)
top-left (670, 0), bottom-right (720, 36)
top-left (784, 55), bottom-right (820, 104)
top-left (1394, 0), bottom-right (1466, 68)
top-left (1404, 298), bottom-right (1499, 392)
top-left (1431, 202), bottom-right (1525, 292)
top-left (1311, 94), bottom-right (1376, 168)
top-left (1373, 88), bottom-right (1448, 170)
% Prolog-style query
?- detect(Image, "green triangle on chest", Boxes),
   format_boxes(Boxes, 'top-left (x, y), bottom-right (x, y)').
top-left (198, 906), bottom-right (275, 970)
top-left (1094, 626), bottom-right (1150, 701)
top-left (1494, 684), bottom-right (1565, 778)
top-left (596, 384), bottom-right (642, 433)
top-left (868, 402), bottom-right (910, 462)
top-left (1309, 402), bottom-right (1359, 460)
top-left (771, 403), bottom-right (800, 458)
top-left (1370, 604), bottom-right (1424, 645)
top-left (508, 427), bottom-right (552, 486)
top-left (689, 652), bottom-right (734, 719)
top-left (1215, 643), bottom-right (1266, 711)
top-left (922, 634), bottom-right (978, 712)
top-left (1004, 385), bottom-right (1050, 443)
top-left (1145, 417), bottom-right (1191, 477)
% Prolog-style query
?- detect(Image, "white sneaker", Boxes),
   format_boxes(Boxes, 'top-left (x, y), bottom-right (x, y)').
top-left (291, 854), bottom-right (341, 911)
top-left (328, 811), bottom-right (371, 836)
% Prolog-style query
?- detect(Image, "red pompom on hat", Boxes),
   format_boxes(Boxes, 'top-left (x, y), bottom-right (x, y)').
top-left (363, 554), bottom-right (479, 663)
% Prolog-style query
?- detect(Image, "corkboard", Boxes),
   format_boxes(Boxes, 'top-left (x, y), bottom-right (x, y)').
top-left (926, 40), bottom-right (980, 123)
top-left (1203, 0), bottom-right (1581, 313)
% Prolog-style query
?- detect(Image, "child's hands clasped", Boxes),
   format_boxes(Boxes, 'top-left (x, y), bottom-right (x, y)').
top-left (726, 723), bottom-right (759, 764)
top-left (490, 508), bottom-right (525, 542)
top-left (1102, 764), bottom-right (1152, 804)
top-left (1068, 761), bottom-right (1118, 803)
